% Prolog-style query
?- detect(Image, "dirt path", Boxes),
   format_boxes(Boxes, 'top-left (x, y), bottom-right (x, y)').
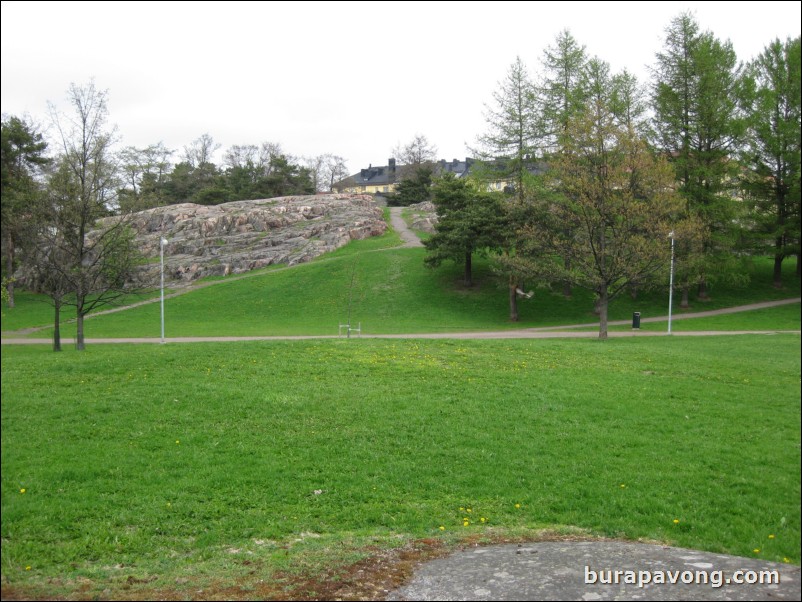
top-left (389, 206), bottom-right (424, 247)
top-left (1, 298), bottom-right (799, 344)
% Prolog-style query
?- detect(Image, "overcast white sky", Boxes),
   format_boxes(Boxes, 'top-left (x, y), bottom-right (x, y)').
top-left (2, 1), bottom-right (800, 176)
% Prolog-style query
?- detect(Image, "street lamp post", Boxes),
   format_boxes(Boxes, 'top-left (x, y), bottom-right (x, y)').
top-left (668, 231), bottom-right (675, 335)
top-left (160, 238), bottom-right (167, 343)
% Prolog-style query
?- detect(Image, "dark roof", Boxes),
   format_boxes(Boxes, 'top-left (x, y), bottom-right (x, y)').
top-left (333, 156), bottom-right (547, 190)
top-left (333, 158), bottom-right (400, 189)
top-left (469, 158), bottom-right (549, 178)
top-left (436, 158), bottom-right (474, 177)
top-left (355, 164), bottom-right (396, 186)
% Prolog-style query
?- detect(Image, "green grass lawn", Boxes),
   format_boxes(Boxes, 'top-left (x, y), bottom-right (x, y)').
top-left (1, 227), bottom-right (801, 599)
top-left (608, 302), bottom-right (802, 332)
top-left (2, 335), bottom-right (800, 599)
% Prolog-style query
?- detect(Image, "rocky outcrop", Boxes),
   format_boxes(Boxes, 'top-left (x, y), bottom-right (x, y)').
top-left (407, 201), bottom-right (438, 234)
top-left (121, 194), bottom-right (386, 284)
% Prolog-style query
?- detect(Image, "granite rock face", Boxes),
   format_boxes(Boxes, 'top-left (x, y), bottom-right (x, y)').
top-left (407, 201), bottom-right (438, 234)
top-left (120, 194), bottom-right (386, 284)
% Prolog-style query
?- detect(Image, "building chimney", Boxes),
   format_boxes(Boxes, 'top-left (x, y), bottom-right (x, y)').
top-left (389, 158), bottom-right (396, 173)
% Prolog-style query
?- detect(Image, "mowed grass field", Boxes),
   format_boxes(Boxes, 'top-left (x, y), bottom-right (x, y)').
top-left (1, 225), bottom-right (800, 599)
top-left (2, 335), bottom-right (800, 599)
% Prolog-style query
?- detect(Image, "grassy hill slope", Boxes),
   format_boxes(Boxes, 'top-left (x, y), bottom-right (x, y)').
top-left (2, 228), bottom-right (800, 338)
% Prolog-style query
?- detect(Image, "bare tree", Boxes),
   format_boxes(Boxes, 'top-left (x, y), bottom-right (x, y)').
top-left (29, 82), bottom-right (143, 351)
top-left (323, 155), bottom-right (350, 192)
top-left (223, 144), bottom-right (259, 170)
top-left (304, 154), bottom-right (327, 192)
top-left (304, 153), bottom-right (350, 192)
top-left (258, 141), bottom-right (284, 176)
top-left (183, 133), bottom-right (220, 168)
top-left (392, 134), bottom-right (438, 166)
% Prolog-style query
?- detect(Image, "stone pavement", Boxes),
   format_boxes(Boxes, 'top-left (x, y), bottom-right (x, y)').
top-left (387, 541), bottom-right (800, 601)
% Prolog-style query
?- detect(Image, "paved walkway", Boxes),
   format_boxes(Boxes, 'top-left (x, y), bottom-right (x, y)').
top-left (387, 541), bottom-right (800, 601)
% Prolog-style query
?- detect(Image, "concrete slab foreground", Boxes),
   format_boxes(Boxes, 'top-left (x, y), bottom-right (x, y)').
top-left (387, 541), bottom-right (800, 601)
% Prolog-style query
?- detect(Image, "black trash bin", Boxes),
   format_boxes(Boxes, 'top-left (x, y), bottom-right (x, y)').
top-left (632, 312), bottom-right (641, 330)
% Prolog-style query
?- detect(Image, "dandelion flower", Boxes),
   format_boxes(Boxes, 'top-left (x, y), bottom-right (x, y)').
top-left (753, 549), bottom-right (760, 554)
top-left (480, 517), bottom-right (486, 523)
top-left (20, 488), bottom-right (26, 494)
top-left (768, 534), bottom-right (775, 539)
top-left (515, 504), bottom-right (521, 509)
top-left (439, 526), bottom-right (445, 531)
top-left (467, 508), bottom-right (472, 513)
top-left (176, 440), bottom-right (180, 444)
top-left (620, 484), bottom-right (626, 488)
top-left (673, 519), bottom-right (680, 524)
top-left (25, 566), bottom-right (31, 571)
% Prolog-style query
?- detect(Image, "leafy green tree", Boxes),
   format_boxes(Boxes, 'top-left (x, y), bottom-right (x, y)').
top-left (162, 161), bottom-right (197, 203)
top-left (610, 69), bottom-right (650, 135)
top-left (652, 12), bottom-right (747, 300)
top-left (490, 175), bottom-right (556, 321)
top-left (118, 142), bottom-right (173, 211)
top-left (157, 133), bottom-right (224, 204)
top-left (1, 115), bottom-right (49, 307)
top-left (538, 29), bottom-right (589, 153)
top-left (538, 31), bottom-right (591, 298)
top-left (386, 165), bottom-right (433, 207)
top-left (424, 174), bottom-right (505, 287)
top-left (251, 155), bottom-right (314, 198)
top-left (742, 36), bottom-right (801, 286)
top-left (387, 135), bottom-right (438, 206)
top-left (473, 56), bottom-right (539, 203)
top-left (472, 56), bottom-right (542, 317)
top-left (550, 63), bottom-right (686, 339)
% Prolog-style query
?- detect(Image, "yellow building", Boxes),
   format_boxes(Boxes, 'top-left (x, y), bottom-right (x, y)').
top-left (333, 158), bottom-right (401, 194)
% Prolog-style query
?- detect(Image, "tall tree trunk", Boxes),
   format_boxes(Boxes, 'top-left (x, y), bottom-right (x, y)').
top-left (598, 288), bottom-right (609, 340)
top-left (464, 251), bottom-right (473, 287)
top-left (76, 313), bottom-right (85, 351)
top-left (697, 280), bottom-right (709, 300)
top-left (508, 276), bottom-right (519, 322)
top-left (680, 287), bottom-right (690, 309)
top-left (53, 301), bottom-right (62, 352)
top-left (4, 231), bottom-right (15, 308)
top-left (773, 253), bottom-right (783, 289)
